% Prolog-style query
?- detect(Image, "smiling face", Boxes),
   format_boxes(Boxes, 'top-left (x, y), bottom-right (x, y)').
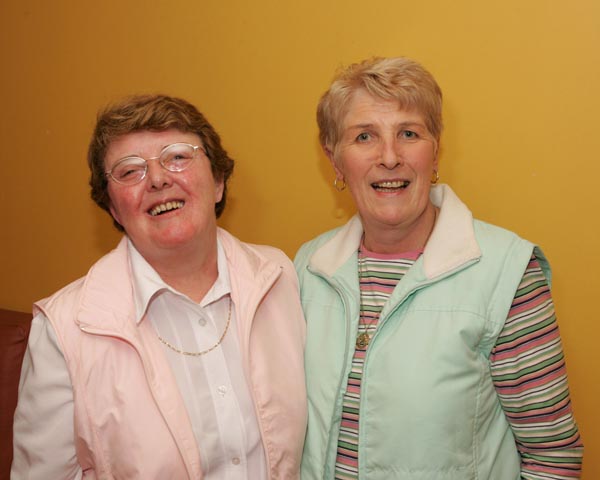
top-left (105, 129), bottom-right (224, 261)
top-left (329, 89), bottom-right (439, 252)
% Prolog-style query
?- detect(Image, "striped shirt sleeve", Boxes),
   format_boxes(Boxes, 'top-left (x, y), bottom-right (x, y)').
top-left (490, 254), bottom-right (584, 479)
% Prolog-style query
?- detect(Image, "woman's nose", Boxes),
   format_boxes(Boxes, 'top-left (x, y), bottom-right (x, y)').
top-left (145, 159), bottom-right (172, 190)
top-left (379, 139), bottom-right (403, 169)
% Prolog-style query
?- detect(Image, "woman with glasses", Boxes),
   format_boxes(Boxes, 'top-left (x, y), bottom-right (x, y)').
top-left (295, 57), bottom-right (583, 479)
top-left (11, 95), bottom-right (307, 479)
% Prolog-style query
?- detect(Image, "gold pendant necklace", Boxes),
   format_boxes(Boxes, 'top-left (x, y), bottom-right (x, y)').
top-left (354, 207), bottom-right (437, 350)
top-left (355, 251), bottom-right (378, 350)
top-left (356, 331), bottom-right (370, 349)
top-left (156, 297), bottom-right (232, 356)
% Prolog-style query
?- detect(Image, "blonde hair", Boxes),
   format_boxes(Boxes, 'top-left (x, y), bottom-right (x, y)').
top-left (317, 57), bottom-right (443, 152)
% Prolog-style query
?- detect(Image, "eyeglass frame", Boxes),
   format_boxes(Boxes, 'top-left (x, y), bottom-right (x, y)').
top-left (104, 142), bottom-right (207, 185)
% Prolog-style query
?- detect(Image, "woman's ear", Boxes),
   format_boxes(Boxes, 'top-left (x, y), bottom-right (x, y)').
top-left (109, 204), bottom-right (122, 227)
top-left (325, 146), bottom-right (344, 180)
top-left (433, 138), bottom-right (441, 171)
top-left (324, 145), bottom-right (334, 162)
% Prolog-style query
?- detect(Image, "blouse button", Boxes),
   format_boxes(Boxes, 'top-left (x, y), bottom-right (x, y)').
top-left (198, 317), bottom-right (207, 327)
top-left (232, 457), bottom-right (240, 465)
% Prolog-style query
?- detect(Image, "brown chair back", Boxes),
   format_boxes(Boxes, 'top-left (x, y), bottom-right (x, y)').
top-left (0, 309), bottom-right (32, 480)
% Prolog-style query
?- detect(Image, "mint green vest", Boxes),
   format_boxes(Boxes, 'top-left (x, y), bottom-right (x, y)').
top-left (296, 219), bottom-right (548, 480)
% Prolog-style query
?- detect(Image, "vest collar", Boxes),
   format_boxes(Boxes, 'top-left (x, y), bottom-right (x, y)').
top-left (76, 229), bottom-right (283, 333)
top-left (309, 184), bottom-right (482, 280)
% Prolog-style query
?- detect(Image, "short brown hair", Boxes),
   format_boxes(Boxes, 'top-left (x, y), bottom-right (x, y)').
top-left (317, 57), bottom-right (443, 153)
top-left (88, 94), bottom-right (234, 230)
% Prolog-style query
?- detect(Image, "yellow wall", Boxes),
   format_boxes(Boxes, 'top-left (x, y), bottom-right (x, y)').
top-left (1, 0), bottom-right (598, 476)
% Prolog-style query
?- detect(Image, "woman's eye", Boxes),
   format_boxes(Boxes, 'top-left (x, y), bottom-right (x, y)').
top-left (356, 132), bottom-right (371, 142)
top-left (401, 130), bottom-right (418, 140)
top-left (118, 165), bottom-right (143, 179)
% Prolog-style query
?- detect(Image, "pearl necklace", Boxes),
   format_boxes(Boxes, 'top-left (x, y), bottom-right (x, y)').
top-left (156, 298), bottom-right (232, 356)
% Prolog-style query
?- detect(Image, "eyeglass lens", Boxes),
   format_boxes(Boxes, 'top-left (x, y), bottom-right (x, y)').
top-left (110, 143), bottom-right (197, 184)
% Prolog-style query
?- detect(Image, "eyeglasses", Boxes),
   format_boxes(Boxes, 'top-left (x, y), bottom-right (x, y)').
top-left (105, 143), bottom-right (205, 185)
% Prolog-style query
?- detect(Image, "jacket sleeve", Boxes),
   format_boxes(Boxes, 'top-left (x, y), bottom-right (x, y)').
top-left (11, 313), bottom-right (82, 480)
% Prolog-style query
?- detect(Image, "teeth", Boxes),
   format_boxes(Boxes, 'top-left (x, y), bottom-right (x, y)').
top-left (150, 201), bottom-right (184, 216)
top-left (373, 180), bottom-right (409, 189)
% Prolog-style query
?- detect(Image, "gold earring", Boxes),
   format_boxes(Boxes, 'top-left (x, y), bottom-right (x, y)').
top-left (431, 170), bottom-right (439, 185)
top-left (334, 178), bottom-right (346, 192)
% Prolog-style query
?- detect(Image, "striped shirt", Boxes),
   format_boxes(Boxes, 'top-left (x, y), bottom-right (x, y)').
top-left (334, 249), bottom-right (583, 480)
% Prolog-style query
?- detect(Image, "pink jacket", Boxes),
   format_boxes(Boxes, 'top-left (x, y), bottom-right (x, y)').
top-left (34, 229), bottom-right (307, 479)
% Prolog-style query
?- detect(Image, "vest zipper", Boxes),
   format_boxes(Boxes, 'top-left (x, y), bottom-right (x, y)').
top-left (306, 266), bottom-right (357, 478)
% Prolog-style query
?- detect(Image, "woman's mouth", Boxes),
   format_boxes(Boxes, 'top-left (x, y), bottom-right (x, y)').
top-left (372, 180), bottom-right (410, 192)
top-left (149, 201), bottom-right (185, 216)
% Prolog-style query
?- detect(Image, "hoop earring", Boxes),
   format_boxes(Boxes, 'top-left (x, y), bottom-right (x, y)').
top-left (431, 170), bottom-right (439, 185)
top-left (334, 178), bottom-right (346, 192)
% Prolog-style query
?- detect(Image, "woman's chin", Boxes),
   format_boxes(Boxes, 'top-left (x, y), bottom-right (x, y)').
top-left (132, 227), bottom-right (201, 257)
